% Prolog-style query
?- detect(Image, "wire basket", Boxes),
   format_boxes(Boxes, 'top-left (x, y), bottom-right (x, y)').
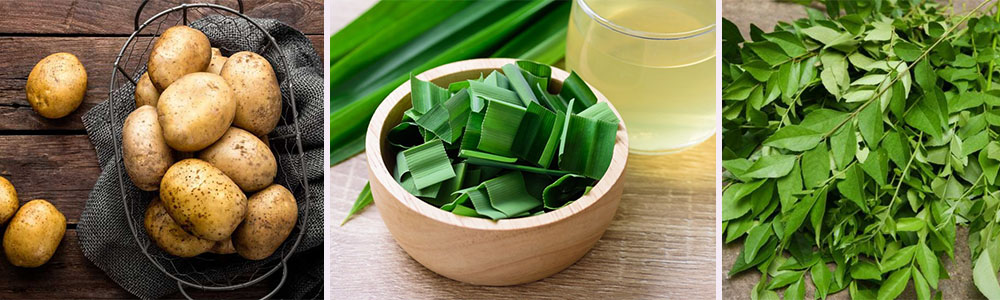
top-left (105, 1), bottom-right (312, 298)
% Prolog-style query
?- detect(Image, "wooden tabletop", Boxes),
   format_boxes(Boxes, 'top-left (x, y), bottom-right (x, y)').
top-left (722, 1), bottom-right (986, 299)
top-left (327, 3), bottom-right (717, 292)
top-left (0, 1), bottom-right (322, 298)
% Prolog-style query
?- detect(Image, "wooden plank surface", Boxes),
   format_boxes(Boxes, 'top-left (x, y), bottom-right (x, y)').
top-left (722, 1), bottom-right (986, 299)
top-left (0, 0), bottom-right (322, 35)
top-left (0, 0), bottom-right (322, 298)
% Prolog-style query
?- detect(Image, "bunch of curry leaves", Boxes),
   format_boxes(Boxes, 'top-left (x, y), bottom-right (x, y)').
top-left (721, 0), bottom-right (1000, 299)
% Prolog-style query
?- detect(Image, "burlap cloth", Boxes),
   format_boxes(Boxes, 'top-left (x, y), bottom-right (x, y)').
top-left (79, 15), bottom-right (324, 299)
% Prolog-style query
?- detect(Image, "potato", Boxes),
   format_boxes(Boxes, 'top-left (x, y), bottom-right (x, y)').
top-left (198, 127), bottom-right (277, 192)
top-left (0, 176), bottom-right (17, 225)
top-left (147, 25), bottom-right (212, 90)
top-left (144, 197), bottom-right (213, 257)
top-left (122, 105), bottom-right (174, 191)
top-left (3, 200), bottom-right (65, 268)
top-left (159, 159), bottom-right (246, 241)
top-left (209, 238), bottom-right (236, 255)
top-left (157, 72), bottom-right (236, 152)
top-left (135, 72), bottom-right (160, 108)
top-left (206, 48), bottom-right (228, 75)
top-left (25, 52), bottom-right (87, 119)
top-left (220, 51), bottom-right (281, 136)
top-left (233, 184), bottom-right (297, 260)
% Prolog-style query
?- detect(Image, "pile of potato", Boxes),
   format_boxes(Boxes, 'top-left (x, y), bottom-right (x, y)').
top-left (124, 25), bottom-right (296, 260)
top-left (0, 177), bottom-right (66, 268)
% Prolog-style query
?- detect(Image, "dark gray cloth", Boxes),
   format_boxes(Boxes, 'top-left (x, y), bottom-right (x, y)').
top-left (79, 15), bottom-right (323, 299)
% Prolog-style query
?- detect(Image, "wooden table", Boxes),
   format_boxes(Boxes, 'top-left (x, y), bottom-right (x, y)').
top-left (722, 1), bottom-right (987, 299)
top-left (0, 1), bottom-right (322, 298)
top-left (327, 4), bottom-right (717, 295)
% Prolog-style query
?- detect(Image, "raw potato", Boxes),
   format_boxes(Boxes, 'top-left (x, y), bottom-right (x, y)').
top-left (144, 197), bottom-right (213, 257)
top-left (159, 159), bottom-right (246, 241)
top-left (206, 48), bottom-right (228, 75)
top-left (210, 238), bottom-right (236, 254)
top-left (3, 200), bottom-right (65, 268)
top-left (157, 72), bottom-right (236, 152)
top-left (123, 105), bottom-right (174, 191)
top-left (0, 176), bottom-right (17, 224)
top-left (233, 184), bottom-right (297, 260)
top-left (135, 72), bottom-right (160, 108)
top-left (220, 51), bottom-right (282, 136)
top-left (147, 26), bottom-right (212, 90)
top-left (25, 52), bottom-right (87, 119)
top-left (198, 127), bottom-right (277, 192)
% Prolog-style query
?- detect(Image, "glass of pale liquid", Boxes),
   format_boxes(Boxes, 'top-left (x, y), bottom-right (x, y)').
top-left (567, 0), bottom-right (716, 154)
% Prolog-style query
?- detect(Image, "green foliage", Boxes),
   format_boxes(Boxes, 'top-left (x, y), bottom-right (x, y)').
top-left (722, 0), bottom-right (1000, 298)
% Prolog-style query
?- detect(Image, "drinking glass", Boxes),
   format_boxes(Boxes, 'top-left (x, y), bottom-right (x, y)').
top-left (566, 0), bottom-right (716, 154)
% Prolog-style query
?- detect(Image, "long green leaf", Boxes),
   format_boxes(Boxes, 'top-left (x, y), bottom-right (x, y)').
top-left (341, 182), bottom-right (372, 226)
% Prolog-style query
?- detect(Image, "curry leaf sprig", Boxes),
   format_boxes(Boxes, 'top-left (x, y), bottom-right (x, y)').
top-left (722, 0), bottom-right (1000, 299)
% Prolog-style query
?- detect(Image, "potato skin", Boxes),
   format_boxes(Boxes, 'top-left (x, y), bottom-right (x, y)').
top-left (220, 51), bottom-right (282, 136)
top-left (233, 184), bottom-right (297, 260)
top-left (25, 52), bottom-right (87, 119)
top-left (209, 238), bottom-right (236, 255)
top-left (123, 105), bottom-right (174, 191)
top-left (0, 176), bottom-right (17, 225)
top-left (157, 72), bottom-right (236, 152)
top-left (206, 48), bottom-right (228, 75)
top-left (144, 197), bottom-right (213, 257)
top-left (135, 72), bottom-right (160, 108)
top-left (198, 127), bottom-right (277, 192)
top-left (3, 200), bottom-right (65, 268)
top-left (159, 159), bottom-right (246, 241)
top-left (147, 26), bottom-right (212, 90)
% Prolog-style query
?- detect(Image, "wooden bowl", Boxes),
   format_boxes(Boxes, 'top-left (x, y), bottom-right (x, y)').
top-left (365, 58), bottom-right (629, 286)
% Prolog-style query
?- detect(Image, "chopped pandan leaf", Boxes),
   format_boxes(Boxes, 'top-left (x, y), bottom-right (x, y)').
top-left (410, 74), bottom-right (450, 114)
top-left (451, 204), bottom-right (483, 217)
top-left (502, 63), bottom-right (540, 106)
top-left (403, 108), bottom-right (421, 122)
top-left (465, 185), bottom-right (507, 220)
top-left (416, 181), bottom-right (442, 198)
top-left (578, 102), bottom-right (619, 124)
top-left (478, 100), bottom-right (527, 156)
top-left (558, 105), bottom-right (618, 179)
top-left (388, 122), bottom-right (424, 149)
top-left (415, 89), bottom-right (471, 144)
top-left (539, 87), bottom-right (568, 113)
top-left (441, 188), bottom-right (471, 211)
top-left (393, 151), bottom-right (409, 182)
top-left (542, 174), bottom-right (593, 209)
top-left (469, 80), bottom-right (522, 112)
top-left (511, 102), bottom-right (562, 167)
top-left (560, 71), bottom-right (597, 112)
top-left (482, 172), bottom-right (542, 217)
top-left (516, 60), bottom-right (552, 79)
top-left (522, 172), bottom-right (551, 200)
top-left (459, 149), bottom-right (518, 163)
top-left (484, 70), bottom-right (511, 90)
top-left (464, 155), bottom-right (571, 176)
top-left (403, 139), bottom-right (456, 190)
top-left (460, 111), bottom-right (485, 151)
top-left (448, 80), bottom-right (471, 93)
top-left (341, 182), bottom-right (373, 226)
top-left (428, 163), bottom-right (468, 207)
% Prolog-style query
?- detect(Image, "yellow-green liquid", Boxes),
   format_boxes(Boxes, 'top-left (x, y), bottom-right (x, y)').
top-left (567, 0), bottom-right (716, 154)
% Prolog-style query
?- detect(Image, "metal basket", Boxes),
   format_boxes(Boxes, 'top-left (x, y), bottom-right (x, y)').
top-left (106, 1), bottom-right (312, 298)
